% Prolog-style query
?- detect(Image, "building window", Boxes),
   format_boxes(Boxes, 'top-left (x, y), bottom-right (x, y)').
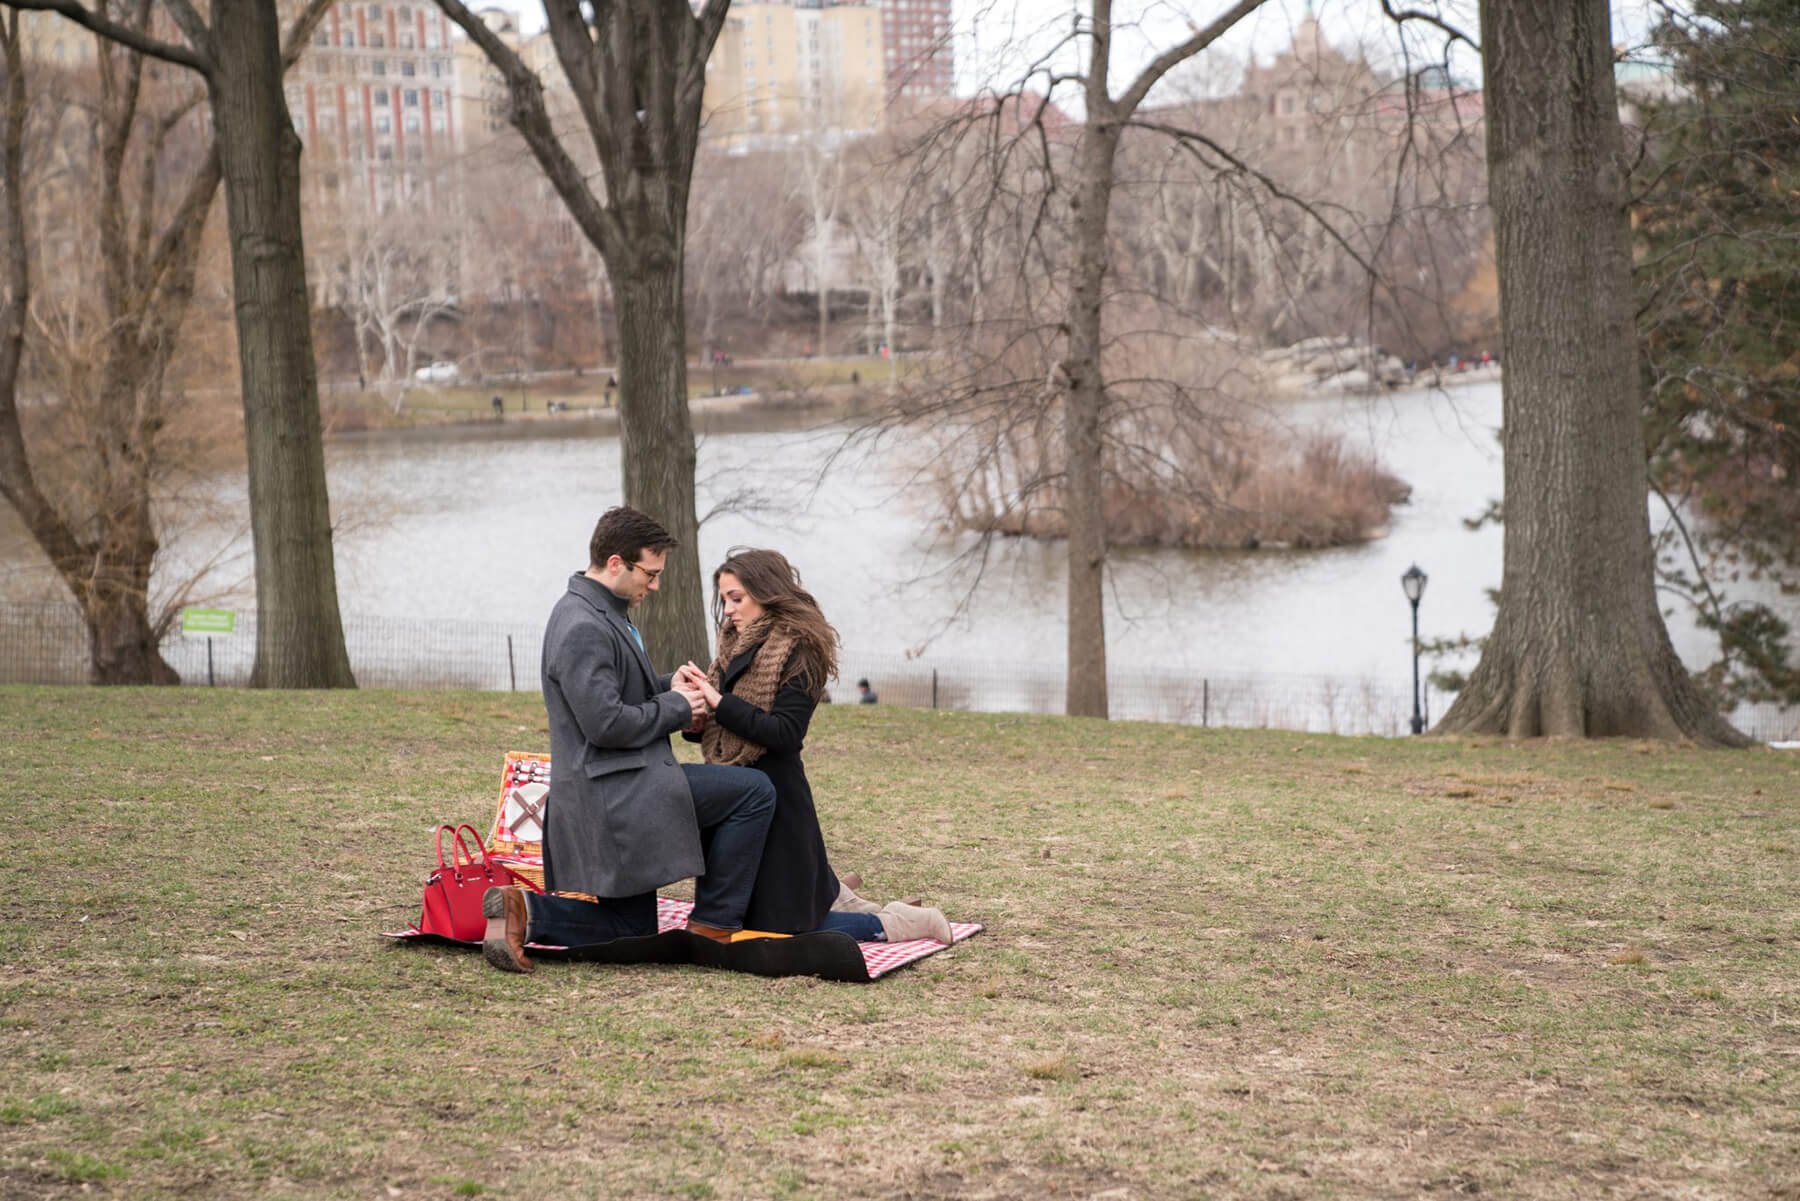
top-left (403, 89), bottom-right (418, 106)
top-left (314, 29), bottom-right (330, 46)
top-left (398, 5), bottom-right (410, 18)
top-left (372, 60), bottom-right (386, 75)
top-left (403, 111), bottom-right (420, 132)
top-left (368, 3), bottom-right (382, 16)
top-left (406, 145), bottom-right (423, 161)
top-left (401, 60), bottom-right (415, 76)
top-left (430, 112), bottom-right (446, 132)
top-left (370, 33), bottom-right (385, 48)
top-left (375, 112), bottom-right (391, 131)
top-left (430, 89), bottom-right (444, 107)
top-left (430, 60), bottom-right (442, 77)
top-left (340, 30), bottom-right (355, 46)
top-left (374, 90), bottom-right (389, 106)
top-left (399, 32), bottom-right (413, 48)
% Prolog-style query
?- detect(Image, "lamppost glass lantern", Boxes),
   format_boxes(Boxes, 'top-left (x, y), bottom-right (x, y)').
top-left (1401, 563), bottom-right (1428, 606)
top-left (1401, 564), bottom-right (1428, 733)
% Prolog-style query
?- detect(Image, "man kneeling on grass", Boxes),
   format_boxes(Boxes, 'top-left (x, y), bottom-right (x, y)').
top-left (482, 506), bottom-right (778, 972)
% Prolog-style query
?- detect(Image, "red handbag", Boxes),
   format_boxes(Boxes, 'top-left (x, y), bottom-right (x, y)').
top-left (418, 823), bottom-right (539, 942)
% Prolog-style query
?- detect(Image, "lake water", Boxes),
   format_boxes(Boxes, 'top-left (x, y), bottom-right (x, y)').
top-left (0, 377), bottom-right (1751, 721)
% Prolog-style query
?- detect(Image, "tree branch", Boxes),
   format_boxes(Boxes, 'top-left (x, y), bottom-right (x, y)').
top-left (433, 0), bottom-right (624, 262)
top-left (0, 0), bottom-right (211, 74)
top-left (281, 0), bottom-right (337, 69)
top-left (1117, 0), bottom-right (1269, 117)
top-left (1126, 116), bottom-right (1388, 287)
top-left (1377, 0), bottom-right (1477, 53)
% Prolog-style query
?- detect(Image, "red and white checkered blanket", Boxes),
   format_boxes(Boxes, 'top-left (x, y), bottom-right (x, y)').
top-left (647, 897), bottom-right (981, 980)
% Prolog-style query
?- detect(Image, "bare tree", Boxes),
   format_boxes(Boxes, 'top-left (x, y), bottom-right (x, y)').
top-left (0, 4), bottom-right (344, 684)
top-left (685, 144), bottom-right (807, 344)
top-left (435, 0), bottom-right (727, 668)
top-left (793, 137), bottom-right (844, 356)
top-left (331, 197), bottom-right (460, 413)
top-left (871, 8), bottom-right (1487, 717)
top-left (4, 0), bottom-right (352, 688)
top-left (842, 135), bottom-right (907, 385)
top-left (1009, 0), bottom-right (1269, 718)
top-left (1434, 0), bottom-right (1748, 744)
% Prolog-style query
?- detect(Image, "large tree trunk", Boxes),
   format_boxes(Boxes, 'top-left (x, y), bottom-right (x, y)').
top-left (435, 0), bottom-right (726, 661)
top-left (84, 501), bottom-right (178, 686)
top-left (1061, 122), bottom-right (1119, 720)
top-left (1437, 0), bottom-right (1746, 745)
top-left (616, 262), bottom-right (708, 671)
top-left (210, 0), bottom-right (354, 689)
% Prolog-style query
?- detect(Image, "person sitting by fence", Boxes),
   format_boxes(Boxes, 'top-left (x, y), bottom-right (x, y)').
top-left (857, 677), bottom-right (878, 704)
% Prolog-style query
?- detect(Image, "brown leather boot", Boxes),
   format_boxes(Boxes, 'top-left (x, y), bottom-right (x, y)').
top-left (481, 887), bottom-right (534, 974)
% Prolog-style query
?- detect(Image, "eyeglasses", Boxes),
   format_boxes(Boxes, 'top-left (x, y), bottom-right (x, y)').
top-left (625, 560), bottom-right (663, 581)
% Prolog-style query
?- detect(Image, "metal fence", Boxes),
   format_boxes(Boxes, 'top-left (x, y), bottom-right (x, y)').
top-left (4, 600), bottom-right (1797, 742)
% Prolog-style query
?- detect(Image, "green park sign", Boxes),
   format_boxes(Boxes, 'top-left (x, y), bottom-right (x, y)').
top-left (181, 608), bottom-right (236, 635)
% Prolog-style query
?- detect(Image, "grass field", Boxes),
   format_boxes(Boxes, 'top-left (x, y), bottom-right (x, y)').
top-left (3, 686), bottom-right (1798, 1199)
top-left (322, 357), bottom-right (909, 423)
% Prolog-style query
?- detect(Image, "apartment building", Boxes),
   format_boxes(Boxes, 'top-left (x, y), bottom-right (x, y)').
top-left (879, 0), bottom-right (952, 100)
top-left (12, 7), bottom-right (99, 66)
top-left (705, 0), bottom-right (886, 148)
top-left (452, 6), bottom-right (562, 155)
top-left (288, 1), bottom-right (460, 215)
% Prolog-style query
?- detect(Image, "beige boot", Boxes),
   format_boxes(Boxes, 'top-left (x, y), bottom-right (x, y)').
top-left (832, 880), bottom-right (884, 914)
top-left (877, 901), bottom-right (952, 945)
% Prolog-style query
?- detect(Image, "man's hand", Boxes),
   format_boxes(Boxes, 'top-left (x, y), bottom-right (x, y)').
top-left (673, 679), bottom-right (707, 724)
top-left (675, 661), bottom-right (708, 690)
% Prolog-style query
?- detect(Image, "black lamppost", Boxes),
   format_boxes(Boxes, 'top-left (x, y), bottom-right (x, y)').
top-left (1401, 563), bottom-right (1428, 734)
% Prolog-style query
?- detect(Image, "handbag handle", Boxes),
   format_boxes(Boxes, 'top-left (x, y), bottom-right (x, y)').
top-left (434, 824), bottom-right (491, 876)
top-left (434, 823), bottom-right (459, 873)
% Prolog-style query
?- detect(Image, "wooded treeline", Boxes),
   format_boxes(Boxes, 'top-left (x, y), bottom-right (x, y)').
top-left (0, 0), bottom-right (1792, 740)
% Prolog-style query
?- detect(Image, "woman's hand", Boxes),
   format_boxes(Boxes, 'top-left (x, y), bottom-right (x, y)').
top-left (675, 661), bottom-right (721, 710)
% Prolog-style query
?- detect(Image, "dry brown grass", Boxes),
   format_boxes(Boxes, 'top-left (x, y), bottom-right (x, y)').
top-left (3, 687), bottom-right (1798, 1199)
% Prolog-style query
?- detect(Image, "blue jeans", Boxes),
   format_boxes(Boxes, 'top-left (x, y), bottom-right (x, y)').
top-left (819, 911), bottom-right (884, 941)
top-left (524, 890), bottom-right (656, 947)
top-left (522, 891), bottom-right (883, 946)
top-left (682, 762), bottom-right (776, 932)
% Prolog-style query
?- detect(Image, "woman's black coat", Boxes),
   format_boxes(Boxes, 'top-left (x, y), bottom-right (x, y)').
top-left (702, 643), bottom-right (838, 933)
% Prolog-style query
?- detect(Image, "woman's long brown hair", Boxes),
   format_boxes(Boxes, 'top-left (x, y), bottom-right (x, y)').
top-left (712, 547), bottom-right (839, 699)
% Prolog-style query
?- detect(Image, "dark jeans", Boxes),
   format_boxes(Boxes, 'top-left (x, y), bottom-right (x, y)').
top-left (819, 911), bottom-right (883, 941)
top-left (682, 762), bottom-right (776, 931)
top-left (524, 889), bottom-right (656, 948)
top-left (521, 764), bottom-right (774, 943)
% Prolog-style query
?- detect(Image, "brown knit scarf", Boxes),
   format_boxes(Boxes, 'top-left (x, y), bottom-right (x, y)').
top-left (699, 615), bottom-right (800, 767)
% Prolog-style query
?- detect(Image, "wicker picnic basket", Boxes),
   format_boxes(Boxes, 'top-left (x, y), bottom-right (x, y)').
top-left (486, 751), bottom-right (550, 891)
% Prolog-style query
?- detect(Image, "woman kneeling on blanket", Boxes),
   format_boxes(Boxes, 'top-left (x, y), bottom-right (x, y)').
top-left (675, 547), bottom-right (951, 945)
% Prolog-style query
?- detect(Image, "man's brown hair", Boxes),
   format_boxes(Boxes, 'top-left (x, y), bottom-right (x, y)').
top-left (589, 506), bottom-right (677, 569)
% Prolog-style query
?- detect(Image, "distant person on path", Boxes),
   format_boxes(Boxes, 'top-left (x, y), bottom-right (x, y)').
top-left (675, 549), bottom-right (949, 944)
top-left (481, 507), bottom-right (778, 973)
top-left (857, 678), bottom-right (878, 704)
